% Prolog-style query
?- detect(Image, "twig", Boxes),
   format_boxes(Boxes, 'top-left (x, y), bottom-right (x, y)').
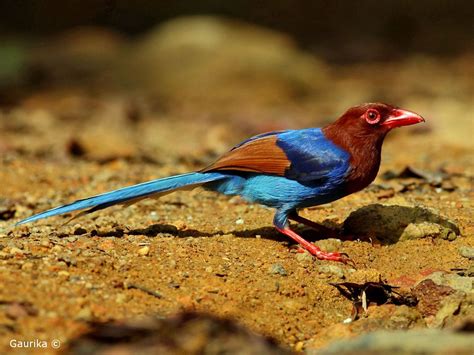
top-left (125, 283), bottom-right (163, 299)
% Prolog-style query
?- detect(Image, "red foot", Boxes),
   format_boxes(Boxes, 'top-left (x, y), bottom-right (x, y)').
top-left (277, 227), bottom-right (354, 265)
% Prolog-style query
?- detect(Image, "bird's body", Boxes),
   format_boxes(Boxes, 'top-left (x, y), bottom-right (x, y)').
top-left (17, 103), bottom-right (424, 263)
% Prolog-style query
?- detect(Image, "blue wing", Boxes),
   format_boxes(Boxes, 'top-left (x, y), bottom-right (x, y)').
top-left (203, 128), bottom-right (351, 184)
top-left (275, 128), bottom-right (351, 182)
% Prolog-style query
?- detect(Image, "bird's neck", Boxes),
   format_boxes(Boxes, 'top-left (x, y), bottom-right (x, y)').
top-left (322, 124), bottom-right (386, 194)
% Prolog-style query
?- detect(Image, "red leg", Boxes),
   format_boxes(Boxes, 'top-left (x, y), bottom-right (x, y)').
top-left (276, 226), bottom-right (352, 264)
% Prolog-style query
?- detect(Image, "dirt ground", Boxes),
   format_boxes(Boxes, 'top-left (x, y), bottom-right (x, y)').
top-left (0, 29), bottom-right (473, 353)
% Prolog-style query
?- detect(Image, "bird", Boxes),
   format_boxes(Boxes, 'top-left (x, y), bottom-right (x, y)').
top-left (17, 103), bottom-right (424, 263)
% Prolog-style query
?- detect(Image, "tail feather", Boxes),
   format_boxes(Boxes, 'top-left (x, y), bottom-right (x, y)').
top-left (16, 172), bottom-right (226, 225)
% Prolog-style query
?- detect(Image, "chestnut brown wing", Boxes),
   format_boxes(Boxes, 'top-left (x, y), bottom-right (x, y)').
top-left (201, 134), bottom-right (290, 176)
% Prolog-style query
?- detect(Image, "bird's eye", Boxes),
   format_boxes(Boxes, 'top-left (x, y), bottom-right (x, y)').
top-left (365, 109), bottom-right (381, 124)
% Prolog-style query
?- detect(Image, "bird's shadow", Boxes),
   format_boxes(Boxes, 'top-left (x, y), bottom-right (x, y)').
top-left (97, 204), bottom-right (459, 246)
top-left (123, 219), bottom-right (341, 245)
top-left (125, 223), bottom-right (288, 243)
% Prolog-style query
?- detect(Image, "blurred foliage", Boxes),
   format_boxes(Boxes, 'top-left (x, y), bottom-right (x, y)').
top-left (0, 0), bottom-right (473, 62)
top-left (0, 41), bottom-right (27, 87)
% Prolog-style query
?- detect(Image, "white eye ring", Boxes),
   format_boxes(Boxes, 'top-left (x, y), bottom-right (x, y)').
top-left (365, 109), bottom-right (381, 124)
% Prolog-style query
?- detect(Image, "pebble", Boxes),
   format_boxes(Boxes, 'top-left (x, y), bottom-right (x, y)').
top-left (98, 240), bottom-right (115, 252)
top-left (9, 247), bottom-right (24, 255)
top-left (296, 251), bottom-right (313, 263)
top-left (21, 262), bottom-right (34, 271)
top-left (459, 246), bottom-right (474, 260)
top-left (314, 239), bottom-right (342, 253)
top-left (269, 263), bottom-right (288, 276)
top-left (138, 246), bottom-right (150, 256)
top-left (318, 265), bottom-right (344, 278)
top-left (51, 245), bottom-right (63, 253)
top-left (235, 218), bottom-right (244, 225)
top-left (294, 341), bottom-right (304, 352)
top-left (172, 220), bottom-right (186, 230)
top-left (76, 307), bottom-right (92, 320)
top-left (55, 261), bottom-right (68, 269)
top-left (401, 222), bottom-right (457, 241)
top-left (115, 293), bottom-right (128, 304)
top-left (6, 304), bottom-right (29, 320)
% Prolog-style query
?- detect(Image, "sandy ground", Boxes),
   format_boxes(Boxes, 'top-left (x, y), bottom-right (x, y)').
top-left (0, 50), bottom-right (473, 353)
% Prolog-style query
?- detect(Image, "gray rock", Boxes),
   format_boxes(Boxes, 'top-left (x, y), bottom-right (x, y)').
top-left (430, 293), bottom-right (465, 329)
top-left (268, 263), bottom-right (287, 276)
top-left (459, 246), bottom-right (474, 260)
top-left (314, 238), bottom-right (342, 253)
top-left (420, 271), bottom-right (473, 294)
top-left (317, 265), bottom-right (344, 279)
top-left (343, 204), bottom-right (460, 244)
top-left (400, 222), bottom-right (457, 241)
top-left (316, 329), bottom-right (474, 355)
top-left (295, 251), bottom-right (313, 263)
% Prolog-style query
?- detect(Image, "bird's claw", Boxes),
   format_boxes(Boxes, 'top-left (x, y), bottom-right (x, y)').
top-left (338, 252), bottom-right (356, 267)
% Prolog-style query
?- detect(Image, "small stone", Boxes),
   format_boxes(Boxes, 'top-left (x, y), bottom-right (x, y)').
top-left (138, 246), bottom-right (150, 256)
top-left (235, 218), bottom-right (244, 225)
top-left (115, 293), bottom-right (128, 304)
top-left (314, 239), bottom-right (342, 253)
top-left (51, 245), bottom-right (62, 253)
top-left (294, 341), bottom-right (304, 352)
top-left (205, 266), bottom-right (213, 273)
top-left (6, 303), bottom-right (29, 319)
top-left (296, 251), bottom-right (313, 263)
top-left (269, 263), bottom-right (288, 276)
top-left (172, 220), bottom-right (186, 230)
top-left (400, 222), bottom-right (457, 241)
top-left (76, 307), bottom-right (92, 320)
top-left (55, 261), bottom-right (68, 269)
top-left (58, 270), bottom-right (70, 277)
top-left (21, 262), bottom-right (34, 271)
top-left (40, 239), bottom-right (51, 247)
top-left (98, 239), bottom-right (115, 252)
top-left (9, 247), bottom-right (24, 255)
top-left (318, 265), bottom-right (344, 278)
top-left (459, 246), bottom-right (474, 260)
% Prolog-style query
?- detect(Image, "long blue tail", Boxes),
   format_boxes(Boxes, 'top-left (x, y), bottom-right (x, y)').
top-left (16, 172), bottom-right (227, 225)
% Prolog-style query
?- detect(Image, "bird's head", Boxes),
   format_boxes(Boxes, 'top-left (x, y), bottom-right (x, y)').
top-left (334, 103), bottom-right (425, 137)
